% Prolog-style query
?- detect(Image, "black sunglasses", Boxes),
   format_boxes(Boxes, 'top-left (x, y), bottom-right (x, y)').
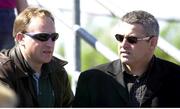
top-left (24, 32), bottom-right (59, 41)
top-left (115, 34), bottom-right (152, 44)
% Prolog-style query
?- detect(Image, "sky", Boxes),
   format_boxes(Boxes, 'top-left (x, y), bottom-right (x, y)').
top-left (26, 0), bottom-right (180, 32)
top-left (26, 0), bottom-right (180, 57)
top-left (27, 0), bottom-right (180, 19)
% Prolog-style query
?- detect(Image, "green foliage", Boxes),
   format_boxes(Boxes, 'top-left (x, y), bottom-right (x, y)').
top-left (81, 16), bottom-right (118, 71)
top-left (81, 17), bottom-right (180, 71)
top-left (155, 21), bottom-right (180, 65)
top-left (81, 39), bottom-right (109, 71)
top-left (57, 16), bottom-right (180, 73)
top-left (155, 48), bottom-right (180, 65)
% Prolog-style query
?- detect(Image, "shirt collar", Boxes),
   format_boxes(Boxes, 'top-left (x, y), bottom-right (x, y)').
top-left (122, 56), bottom-right (155, 81)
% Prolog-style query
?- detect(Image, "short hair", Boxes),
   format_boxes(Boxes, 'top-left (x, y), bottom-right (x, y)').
top-left (13, 6), bottom-right (55, 38)
top-left (121, 10), bottom-right (159, 36)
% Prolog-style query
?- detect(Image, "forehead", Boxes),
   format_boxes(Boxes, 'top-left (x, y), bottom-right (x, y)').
top-left (26, 16), bottom-right (55, 32)
top-left (118, 22), bottom-right (145, 35)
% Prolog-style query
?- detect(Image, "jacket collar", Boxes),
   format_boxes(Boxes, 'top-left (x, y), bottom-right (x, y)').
top-left (98, 59), bottom-right (129, 104)
top-left (105, 59), bottom-right (126, 87)
top-left (102, 57), bottom-right (165, 106)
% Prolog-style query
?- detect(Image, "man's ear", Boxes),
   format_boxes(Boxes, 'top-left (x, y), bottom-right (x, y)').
top-left (15, 33), bottom-right (25, 46)
top-left (15, 33), bottom-right (24, 41)
top-left (149, 36), bottom-right (158, 50)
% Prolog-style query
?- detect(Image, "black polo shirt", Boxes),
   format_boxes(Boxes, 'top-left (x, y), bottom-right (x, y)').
top-left (123, 58), bottom-right (154, 107)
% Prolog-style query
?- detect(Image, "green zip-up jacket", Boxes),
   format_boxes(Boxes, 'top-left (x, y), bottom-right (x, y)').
top-left (0, 46), bottom-right (74, 107)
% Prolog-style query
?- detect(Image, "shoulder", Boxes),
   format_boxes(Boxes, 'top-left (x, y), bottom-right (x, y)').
top-left (155, 57), bottom-right (180, 71)
top-left (0, 53), bottom-right (11, 64)
top-left (80, 59), bottom-right (121, 79)
top-left (94, 59), bottom-right (121, 71)
top-left (0, 53), bottom-right (13, 68)
top-left (51, 56), bottom-right (68, 67)
top-left (0, 53), bottom-right (15, 80)
top-left (154, 57), bottom-right (180, 82)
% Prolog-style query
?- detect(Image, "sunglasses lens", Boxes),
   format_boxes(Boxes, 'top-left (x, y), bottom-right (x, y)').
top-left (127, 37), bottom-right (137, 44)
top-left (115, 34), bottom-right (124, 42)
top-left (51, 33), bottom-right (59, 41)
top-left (26, 33), bottom-right (59, 41)
top-left (115, 34), bottom-right (138, 44)
top-left (34, 33), bottom-right (50, 41)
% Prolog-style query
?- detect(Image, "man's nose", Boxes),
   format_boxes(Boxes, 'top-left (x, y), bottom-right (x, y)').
top-left (120, 38), bottom-right (129, 48)
top-left (46, 38), bottom-right (55, 46)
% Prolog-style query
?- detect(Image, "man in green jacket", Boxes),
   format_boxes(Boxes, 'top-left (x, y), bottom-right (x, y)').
top-left (0, 6), bottom-right (74, 107)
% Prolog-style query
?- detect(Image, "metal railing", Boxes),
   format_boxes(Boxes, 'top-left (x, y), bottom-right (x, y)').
top-left (30, 0), bottom-right (180, 94)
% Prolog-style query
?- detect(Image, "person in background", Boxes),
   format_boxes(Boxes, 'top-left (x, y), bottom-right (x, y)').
top-left (0, 0), bottom-right (28, 50)
top-left (0, 82), bottom-right (18, 107)
top-left (0, 6), bottom-right (74, 107)
top-left (73, 10), bottom-right (180, 107)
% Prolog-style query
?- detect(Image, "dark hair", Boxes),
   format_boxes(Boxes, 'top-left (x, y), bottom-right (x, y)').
top-left (121, 10), bottom-right (159, 36)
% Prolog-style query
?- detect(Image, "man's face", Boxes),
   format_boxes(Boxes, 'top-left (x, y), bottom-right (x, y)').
top-left (22, 16), bottom-right (56, 64)
top-left (116, 22), bottom-right (156, 66)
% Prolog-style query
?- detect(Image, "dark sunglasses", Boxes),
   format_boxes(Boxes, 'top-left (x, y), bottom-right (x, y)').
top-left (24, 32), bottom-right (59, 41)
top-left (115, 34), bottom-right (152, 44)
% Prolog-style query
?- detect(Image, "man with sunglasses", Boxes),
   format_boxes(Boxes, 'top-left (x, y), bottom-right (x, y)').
top-left (73, 10), bottom-right (180, 107)
top-left (0, 7), bottom-right (74, 107)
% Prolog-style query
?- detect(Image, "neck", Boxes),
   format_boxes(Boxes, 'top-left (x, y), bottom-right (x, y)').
top-left (28, 60), bottom-right (42, 73)
top-left (125, 56), bottom-right (153, 76)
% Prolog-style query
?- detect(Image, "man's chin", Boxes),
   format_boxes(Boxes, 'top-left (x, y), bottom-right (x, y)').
top-left (42, 58), bottom-right (52, 63)
top-left (121, 58), bottom-right (131, 65)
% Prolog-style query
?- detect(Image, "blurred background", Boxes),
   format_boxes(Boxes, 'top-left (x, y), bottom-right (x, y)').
top-left (26, 0), bottom-right (180, 93)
